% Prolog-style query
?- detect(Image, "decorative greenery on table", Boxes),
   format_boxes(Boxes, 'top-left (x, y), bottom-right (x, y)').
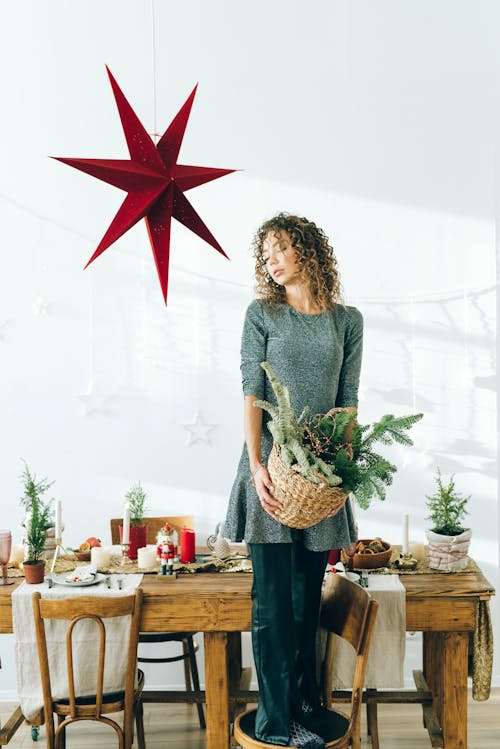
top-left (255, 362), bottom-right (423, 509)
top-left (125, 481), bottom-right (147, 526)
top-left (19, 461), bottom-right (54, 562)
top-left (425, 467), bottom-right (470, 535)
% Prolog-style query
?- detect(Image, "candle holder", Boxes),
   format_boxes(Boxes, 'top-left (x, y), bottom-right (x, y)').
top-left (50, 536), bottom-right (69, 574)
top-left (120, 543), bottom-right (132, 566)
top-left (394, 552), bottom-right (418, 570)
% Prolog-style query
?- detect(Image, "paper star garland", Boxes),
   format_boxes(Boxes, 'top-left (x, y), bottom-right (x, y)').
top-left (183, 411), bottom-right (217, 446)
top-left (77, 384), bottom-right (111, 417)
top-left (54, 67), bottom-right (235, 304)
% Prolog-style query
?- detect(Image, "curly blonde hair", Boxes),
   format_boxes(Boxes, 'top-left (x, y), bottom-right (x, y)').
top-left (252, 213), bottom-right (344, 310)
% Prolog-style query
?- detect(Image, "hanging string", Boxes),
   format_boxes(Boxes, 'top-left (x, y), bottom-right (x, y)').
top-left (150, 0), bottom-right (158, 143)
top-left (410, 297), bottom-right (417, 412)
top-left (86, 275), bottom-right (95, 395)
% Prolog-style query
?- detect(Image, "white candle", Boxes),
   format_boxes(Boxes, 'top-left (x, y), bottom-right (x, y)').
top-left (137, 546), bottom-right (157, 569)
top-left (122, 502), bottom-right (130, 545)
top-left (402, 513), bottom-right (409, 554)
top-left (9, 545), bottom-right (25, 564)
top-left (409, 540), bottom-right (425, 562)
top-left (55, 500), bottom-right (62, 539)
top-left (91, 546), bottom-right (112, 568)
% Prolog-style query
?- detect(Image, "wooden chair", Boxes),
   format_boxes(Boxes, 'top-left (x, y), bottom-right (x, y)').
top-left (32, 589), bottom-right (145, 749)
top-left (110, 516), bottom-right (205, 729)
top-left (233, 574), bottom-right (378, 749)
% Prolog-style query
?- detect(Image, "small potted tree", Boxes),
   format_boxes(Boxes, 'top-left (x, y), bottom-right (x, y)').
top-left (122, 481), bottom-right (147, 559)
top-left (20, 462), bottom-right (54, 584)
top-left (425, 468), bottom-right (471, 571)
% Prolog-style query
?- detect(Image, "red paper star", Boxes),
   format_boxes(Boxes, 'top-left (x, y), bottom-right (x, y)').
top-left (54, 67), bottom-right (235, 303)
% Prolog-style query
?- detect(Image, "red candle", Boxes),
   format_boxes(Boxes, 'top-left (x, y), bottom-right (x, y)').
top-left (180, 528), bottom-right (196, 563)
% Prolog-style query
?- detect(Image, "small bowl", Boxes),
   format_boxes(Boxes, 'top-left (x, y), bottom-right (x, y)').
top-left (74, 551), bottom-right (91, 562)
top-left (352, 539), bottom-right (392, 569)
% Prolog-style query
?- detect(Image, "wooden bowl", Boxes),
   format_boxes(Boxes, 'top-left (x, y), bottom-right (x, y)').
top-left (74, 551), bottom-right (91, 562)
top-left (352, 539), bottom-right (392, 569)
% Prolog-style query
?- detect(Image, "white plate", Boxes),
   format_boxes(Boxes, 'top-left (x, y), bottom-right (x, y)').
top-left (51, 573), bottom-right (106, 588)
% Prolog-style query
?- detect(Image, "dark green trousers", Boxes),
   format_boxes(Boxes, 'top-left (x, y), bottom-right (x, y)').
top-left (249, 537), bottom-right (329, 745)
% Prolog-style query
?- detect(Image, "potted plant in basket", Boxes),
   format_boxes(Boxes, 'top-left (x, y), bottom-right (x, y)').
top-left (425, 468), bottom-right (471, 571)
top-left (254, 362), bottom-right (423, 528)
top-left (123, 481), bottom-right (148, 559)
top-left (19, 462), bottom-right (54, 584)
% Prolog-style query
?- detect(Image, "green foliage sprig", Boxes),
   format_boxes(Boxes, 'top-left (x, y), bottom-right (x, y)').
top-left (425, 468), bottom-right (469, 535)
top-left (19, 461), bottom-right (54, 562)
top-left (125, 481), bottom-right (147, 526)
top-left (255, 362), bottom-right (423, 509)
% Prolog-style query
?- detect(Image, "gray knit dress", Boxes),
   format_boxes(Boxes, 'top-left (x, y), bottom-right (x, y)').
top-left (224, 299), bottom-right (363, 551)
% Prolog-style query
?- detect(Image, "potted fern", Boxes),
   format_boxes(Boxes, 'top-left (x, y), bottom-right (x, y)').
top-left (425, 468), bottom-right (471, 571)
top-left (122, 481), bottom-right (147, 559)
top-left (255, 362), bottom-right (423, 528)
top-left (19, 462), bottom-right (54, 584)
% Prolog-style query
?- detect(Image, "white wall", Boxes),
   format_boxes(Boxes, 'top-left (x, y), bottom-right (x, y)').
top-left (0, 0), bottom-right (498, 697)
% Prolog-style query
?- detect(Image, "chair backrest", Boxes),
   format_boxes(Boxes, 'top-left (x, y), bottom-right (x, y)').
top-left (319, 574), bottom-right (378, 741)
top-left (32, 590), bottom-right (143, 720)
top-left (110, 515), bottom-right (194, 545)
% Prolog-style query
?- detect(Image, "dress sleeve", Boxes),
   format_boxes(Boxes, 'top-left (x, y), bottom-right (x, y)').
top-left (335, 307), bottom-right (363, 408)
top-left (240, 301), bottom-right (267, 398)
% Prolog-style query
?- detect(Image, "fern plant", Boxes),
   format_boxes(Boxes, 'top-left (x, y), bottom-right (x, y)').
top-left (125, 481), bottom-right (147, 526)
top-left (425, 468), bottom-right (469, 535)
top-left (256, 362), bottom-right (423, 509)
top-left (19, 461), bottom-right (54, 562)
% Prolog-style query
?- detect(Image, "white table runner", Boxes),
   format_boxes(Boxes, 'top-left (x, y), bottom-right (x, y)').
top-left (318, 573), bottom-right (406, 689)
top-left (13, 574), bottom-right (143, 721)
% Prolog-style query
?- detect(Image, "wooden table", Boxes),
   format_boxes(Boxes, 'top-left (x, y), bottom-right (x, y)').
top-left (0, 569), bottom-right (494, 749)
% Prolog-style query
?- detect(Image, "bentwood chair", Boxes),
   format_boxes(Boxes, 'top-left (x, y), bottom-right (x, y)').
top-left (110, 516), bottom-right (205, 729)
top-left (32, 589), bottom-right (145, 749)
top-left (234, 574), bottom-right (378, 749)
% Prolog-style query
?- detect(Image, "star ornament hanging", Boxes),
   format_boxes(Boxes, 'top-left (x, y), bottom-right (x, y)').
top-left (54, 67), bottom-right (236, 304)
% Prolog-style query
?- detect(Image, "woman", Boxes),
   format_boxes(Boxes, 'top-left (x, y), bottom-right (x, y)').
top-left (225, 213), bottom-right (363, 748)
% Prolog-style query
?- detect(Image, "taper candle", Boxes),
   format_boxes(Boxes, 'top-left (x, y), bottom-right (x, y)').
top-left (122, 502), bottom-right (130, 545)
top-left (402, 514), bottom-right (409, 554)
top-left (55, 500), bottom-right (62, 538)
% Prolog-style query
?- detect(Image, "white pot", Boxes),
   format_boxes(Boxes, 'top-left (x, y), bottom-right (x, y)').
top-left (425, 528), bottom-right (472, 571)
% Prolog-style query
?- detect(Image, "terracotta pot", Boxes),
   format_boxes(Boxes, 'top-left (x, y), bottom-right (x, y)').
top-left (425, 528), bottom-right (471, 571)
top-left (23, 560), bottom-right (45, 584)
top-left (120, 524), bottom-right (147, 560)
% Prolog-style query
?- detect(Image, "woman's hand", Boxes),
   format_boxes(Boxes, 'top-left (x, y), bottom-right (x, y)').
top-left (253, 466), bottom-right (282, 518)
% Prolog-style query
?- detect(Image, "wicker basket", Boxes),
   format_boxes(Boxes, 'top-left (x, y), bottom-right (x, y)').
top-left (267, 444), bottom-right (349, 529)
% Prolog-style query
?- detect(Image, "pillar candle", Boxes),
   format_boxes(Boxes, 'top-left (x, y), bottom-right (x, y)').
top-left (9, 545), bottom-right (25, 564)
top-left (402, 514), bottom-right (409, 554)
top-left (55, 500), bottom-right (62, 538)
top-left (137, 546), bottom-right (157, 569)
top-left (122, 502), bottom-right (130, 545)
top-left (409, 540), bottom-right (425, 562)
top-left (90, 546), bottom-right (112, 568)
top-left (180, 528), bottom-right (196, 563)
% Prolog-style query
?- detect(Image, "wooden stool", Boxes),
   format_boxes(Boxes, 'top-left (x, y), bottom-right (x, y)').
top-left (234, 706), bottom-right (353, 748)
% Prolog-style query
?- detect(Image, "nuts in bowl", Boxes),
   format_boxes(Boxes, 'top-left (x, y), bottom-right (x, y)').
top-left (351, 538), bottom-right (392, 569)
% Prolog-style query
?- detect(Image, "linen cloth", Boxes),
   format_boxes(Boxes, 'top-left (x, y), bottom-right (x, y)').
top-left (318, 573), bottom-right (406, 689)
top-left (13, 574), bottom-right (143, 721)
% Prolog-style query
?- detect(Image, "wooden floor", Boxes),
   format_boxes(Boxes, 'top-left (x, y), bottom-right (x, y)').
top-left (1, 690), bottom-right (499, 748)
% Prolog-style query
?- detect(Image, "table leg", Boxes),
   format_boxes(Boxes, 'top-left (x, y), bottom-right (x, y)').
top-left (424, 631), bottom-right (468, 748)
top-left (204, 632), bottom-right (230, 749)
